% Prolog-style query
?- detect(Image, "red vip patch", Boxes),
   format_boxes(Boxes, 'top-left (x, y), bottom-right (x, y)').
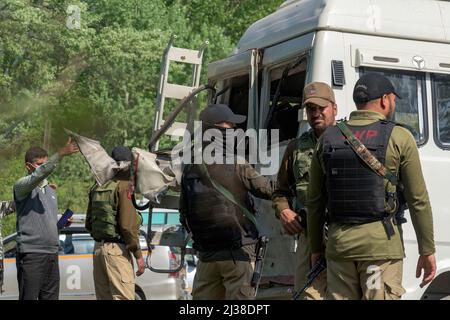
top-left (341, 130), bottom-right (379, 141)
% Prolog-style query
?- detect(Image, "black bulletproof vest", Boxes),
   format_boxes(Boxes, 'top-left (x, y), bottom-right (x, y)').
top-left (182, 164), bottom-right (258, 251)
top-left (322, 120), bottom-right (396, 224)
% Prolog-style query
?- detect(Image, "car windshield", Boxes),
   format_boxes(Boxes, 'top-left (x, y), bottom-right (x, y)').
top-left (59, 234), bottom-right (95, 254)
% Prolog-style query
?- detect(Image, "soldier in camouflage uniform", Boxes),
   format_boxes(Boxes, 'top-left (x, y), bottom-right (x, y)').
top-left (272, 82), bottom-right (337, 299)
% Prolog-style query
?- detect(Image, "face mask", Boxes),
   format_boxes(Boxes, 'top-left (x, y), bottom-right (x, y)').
top-left (218, 127), bottom-right (247, 157)
top-left (202, 127), bottom-right (242, 163)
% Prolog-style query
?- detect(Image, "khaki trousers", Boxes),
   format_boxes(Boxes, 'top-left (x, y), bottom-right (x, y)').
top-left (192, 260), bottom-right (255, 300)
top-left (326, 259), bottom-right (406, 300)
top-left (93, 242), bottom-right (135, 300)
top-left (294, 232), bottom-right (327, 300)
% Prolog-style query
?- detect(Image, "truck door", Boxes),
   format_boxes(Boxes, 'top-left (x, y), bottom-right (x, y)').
top-left (207, 49), bottom-right (261, 130)
top-left (253, 33), bottom-right (314, 299)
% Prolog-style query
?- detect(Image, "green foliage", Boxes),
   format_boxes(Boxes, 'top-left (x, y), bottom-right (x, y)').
top-left (1, 214), bottom-right (16, 238)
top-left (0, 0), bottom-right (283, 236)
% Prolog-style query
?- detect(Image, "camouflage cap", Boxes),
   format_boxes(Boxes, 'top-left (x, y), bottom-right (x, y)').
top-left (301, 82), bottom-right (336, 108)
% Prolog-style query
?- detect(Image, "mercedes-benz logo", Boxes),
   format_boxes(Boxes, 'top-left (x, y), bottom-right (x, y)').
top-left (412, 56), bottom-right (425, 70)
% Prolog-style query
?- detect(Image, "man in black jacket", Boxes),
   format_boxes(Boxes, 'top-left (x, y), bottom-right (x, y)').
top-left (179, 104), bottom-right (273, 300)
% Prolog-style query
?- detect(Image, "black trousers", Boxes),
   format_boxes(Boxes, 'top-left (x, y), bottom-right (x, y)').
top-left (16, 252), bottom-right (60, 300)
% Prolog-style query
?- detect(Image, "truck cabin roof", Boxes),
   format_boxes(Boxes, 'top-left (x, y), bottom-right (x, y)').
top-left (236, 0), bottom-right (450, 54)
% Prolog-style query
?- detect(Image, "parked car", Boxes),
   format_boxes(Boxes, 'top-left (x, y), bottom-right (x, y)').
top-left (140, 208), bottom-right (197, 299)
top-left (181, 250), bottom-right (197, 299)
top-left (0, 221), bottom-right (184, 300)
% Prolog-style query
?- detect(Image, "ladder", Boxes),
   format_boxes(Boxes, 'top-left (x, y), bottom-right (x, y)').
top-left (144, 37), bottom-right (210, 274)
top-left (152, 35), bottom-right (208, 151)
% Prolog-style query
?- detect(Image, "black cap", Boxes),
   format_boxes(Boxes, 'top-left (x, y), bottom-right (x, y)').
top-left (353, 73), bottom-right (402, 104)
top-left (111, 146), bottom-right (132, 162)
top-left (199, 104), bottom-right (246, 126)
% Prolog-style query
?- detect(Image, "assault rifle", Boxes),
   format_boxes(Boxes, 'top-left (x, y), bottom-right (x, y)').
top-left (292, 256), bottom-right (327, 300)
top-left (251, 236), bottom-right (269, 296)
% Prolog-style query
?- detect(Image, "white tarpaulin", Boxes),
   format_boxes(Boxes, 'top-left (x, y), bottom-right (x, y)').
top-left (65, 129), bottom-right (129, 186)
top-left (131, 147), bottom-right (180, 204)
top-left (65, 129), bottom-right (180, 204)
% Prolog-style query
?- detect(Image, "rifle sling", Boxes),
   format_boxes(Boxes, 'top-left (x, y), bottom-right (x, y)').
top-left (198, 163), bottom-right (260, 232)
top-left (336, 121), bottom-right (398, 186)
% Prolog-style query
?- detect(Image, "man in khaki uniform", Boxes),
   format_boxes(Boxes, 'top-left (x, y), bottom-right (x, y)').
top-left (272, 82), bottom-right (337, 300)
top-left (86, 146), bottom-right (145, 300)
top-left (179, 104), bottom-right (273, 300)
top-left (307, 73), bottom-right (436, 300)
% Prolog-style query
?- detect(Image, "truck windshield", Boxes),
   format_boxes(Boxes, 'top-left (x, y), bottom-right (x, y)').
top-left (431, 73), bottom-right (450, 148)
top-left (266, 59), bottom-right (307, 142)
top-left (361, 68), bottom-right (427, 144)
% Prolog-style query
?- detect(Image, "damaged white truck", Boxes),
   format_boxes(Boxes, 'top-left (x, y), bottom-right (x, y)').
top-left (2, 0), bottom-right (449, 300)
top-left (149, 0), bottom-right (450, 300)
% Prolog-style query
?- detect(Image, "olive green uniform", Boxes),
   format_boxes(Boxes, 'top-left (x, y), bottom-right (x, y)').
top-left (272, 130), bottom-right (326, 300)
top-left (179, 162), bottom-right (272, 300)
top-left (307, 110), bottom-right (435, 300)
top-left (86, 174), bottom-right (142, 300)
